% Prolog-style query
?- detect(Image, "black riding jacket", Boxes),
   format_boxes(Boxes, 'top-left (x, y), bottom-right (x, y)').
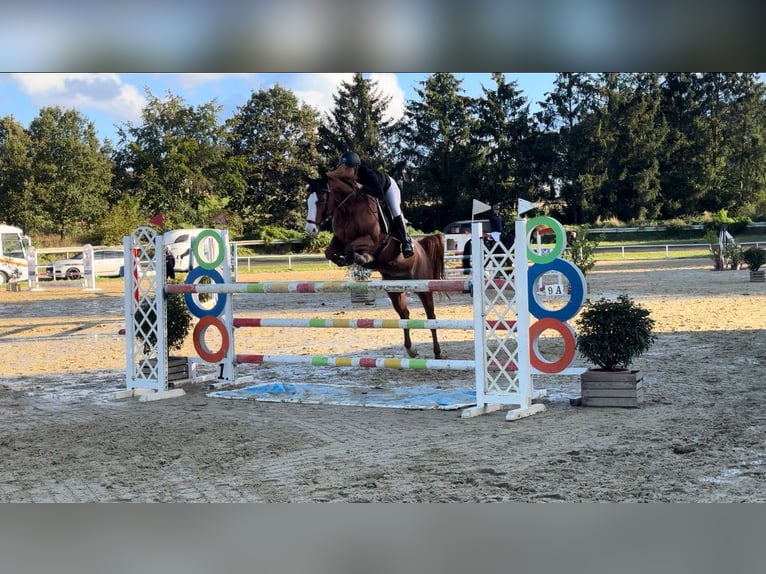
top-left (489, 211), bottom-right (504, 233)
top-left (356, 165), bottom-right (391, 199)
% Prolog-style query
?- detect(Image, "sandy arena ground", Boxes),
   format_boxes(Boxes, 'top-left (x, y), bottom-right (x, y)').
top-left (1, 258), bottom-right (765, 502)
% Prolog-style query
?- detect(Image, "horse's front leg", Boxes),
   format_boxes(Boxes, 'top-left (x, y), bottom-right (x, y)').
top-left (347, 238), bottom-right (378, 269)
top-left (387, 292), bottom-right (417, 358)
top-left (325, 237), bottom-right (349, 267)
top-left (352, 251), bottom-right (376, 268)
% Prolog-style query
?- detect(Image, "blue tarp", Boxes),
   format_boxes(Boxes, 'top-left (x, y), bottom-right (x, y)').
top-left (208, 382), bottom-right (477, 410)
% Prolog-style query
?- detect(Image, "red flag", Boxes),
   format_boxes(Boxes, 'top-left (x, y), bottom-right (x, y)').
top-left (212, 212), bottom-right (228, 226)
top-left (149, 213), bottom-right (165, 227)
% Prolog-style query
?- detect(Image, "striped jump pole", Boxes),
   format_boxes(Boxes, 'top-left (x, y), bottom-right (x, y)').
top-left (236, 354), bottom-right (476, 370)
top-left (167, 278), bottom-right (472, 295)
top-left (236, 353), bottom-right (521, 372)
top-left (232, 318), bottom-right (516, 330)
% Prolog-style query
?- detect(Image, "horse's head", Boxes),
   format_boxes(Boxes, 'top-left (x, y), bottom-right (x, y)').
top-left (304, 175), bottom-right (330, 236)
top-left (305, 170), bottom-right (358, 236)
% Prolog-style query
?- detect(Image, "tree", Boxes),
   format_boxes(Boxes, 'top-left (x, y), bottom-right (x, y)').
top-left (593, 73), bottom-right (667, 221)
top-left (317, 73), bottom-right (400, 170)
top-left (226, 84), bottom-right (321, 233)
top-left (716, 73), bottom-right (766, 217)
top-left (400, 73), bottom-right (479, 231)
top-left (113, 89), bottom-right (236, 228)
top-left (536, 73), bottom-right (600, 223)
top-left (473, 73), bottom-right (535, 210)
top-left (0, 116), bottom-right (33, 229)
top-left (27, 107), bottom-right (112, 238)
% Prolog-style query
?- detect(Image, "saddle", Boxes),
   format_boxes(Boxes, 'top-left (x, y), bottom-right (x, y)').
top-left (375, 198), bottom-right (393, 235)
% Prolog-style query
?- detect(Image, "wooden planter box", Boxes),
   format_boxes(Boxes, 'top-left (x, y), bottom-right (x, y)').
top-left (142, 356), bottom-right (190, 383)
top-left (749, 270), bottom-right (765, 282)
top-left (350, 291), bottom-right (376, 305)
top-left (580, 369), bottom-right (644, 408)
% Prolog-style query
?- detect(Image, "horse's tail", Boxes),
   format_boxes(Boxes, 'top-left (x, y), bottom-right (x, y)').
top-left (418, 234), bottom-right (446, 280)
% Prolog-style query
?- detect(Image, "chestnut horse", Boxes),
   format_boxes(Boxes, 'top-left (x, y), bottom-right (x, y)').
top-left (306, 170), bottom-right (446, 359)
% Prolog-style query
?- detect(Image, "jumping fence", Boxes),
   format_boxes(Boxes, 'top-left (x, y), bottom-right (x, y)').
top-left (121, 207), bottom-right (587, 421)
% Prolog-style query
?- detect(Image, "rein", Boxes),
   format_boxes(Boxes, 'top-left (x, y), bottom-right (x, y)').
top-left (317, 185), bottom-right (361, 224)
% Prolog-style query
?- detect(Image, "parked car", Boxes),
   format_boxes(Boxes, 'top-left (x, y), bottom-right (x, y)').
top-left (45, 249), bottom-right (125, 280)
top-left (163, 228), bottom-right (217, 272)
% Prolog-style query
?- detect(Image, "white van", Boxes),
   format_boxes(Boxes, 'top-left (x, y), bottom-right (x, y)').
top-left (442, 220), bottom-right (491, 252)
top-left (162, 228), bottom-right (217, 272)
top-left (0, 224), bottom-right (31, 284)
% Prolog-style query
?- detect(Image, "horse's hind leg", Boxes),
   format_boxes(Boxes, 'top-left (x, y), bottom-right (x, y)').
top-left (416, 293), bottom-right (442, 359)
top-left (387, 292), bottom-right (416, 358)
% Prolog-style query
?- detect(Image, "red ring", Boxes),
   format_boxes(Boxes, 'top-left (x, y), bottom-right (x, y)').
top-left (193, 316), bottom-right (229, 363)
top-left (529, 317), bottom-right (576, 373)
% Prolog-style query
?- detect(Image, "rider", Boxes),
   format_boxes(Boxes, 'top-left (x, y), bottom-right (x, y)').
top-left (335, 151), bottom-right (414, 259)
top-left (488, 204), bottom-right (505, 243)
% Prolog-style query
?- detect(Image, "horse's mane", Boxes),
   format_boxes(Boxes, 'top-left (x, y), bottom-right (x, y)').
top-left (325, 168), bottom-right (357, 196)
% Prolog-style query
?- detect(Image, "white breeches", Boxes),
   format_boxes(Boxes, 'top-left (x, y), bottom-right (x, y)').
top-left (384, 179), bottom-right (403, 218)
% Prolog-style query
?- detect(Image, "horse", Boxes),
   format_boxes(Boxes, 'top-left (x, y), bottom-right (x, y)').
top-left (306, 170), bottom-right (447, 359)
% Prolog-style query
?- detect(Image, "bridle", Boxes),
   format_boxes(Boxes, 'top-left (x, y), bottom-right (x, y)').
top-left (314, 178), bottom-right (359, 225)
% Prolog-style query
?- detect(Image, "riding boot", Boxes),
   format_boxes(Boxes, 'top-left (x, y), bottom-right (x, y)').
top-left (392, 215), bottom-right (414, 258)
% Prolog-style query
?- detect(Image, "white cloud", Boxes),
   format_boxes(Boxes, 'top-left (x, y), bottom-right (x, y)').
top-left (289, 73), bottom-right (406, 121)
top-left (290, 73), bottom-right (354, 116)
top-left (369, 73), bottom-right (406, 122)
top-left (167, 73), bottom-right (256, 90)
top-left (10, 73), bottom-right (145, 124)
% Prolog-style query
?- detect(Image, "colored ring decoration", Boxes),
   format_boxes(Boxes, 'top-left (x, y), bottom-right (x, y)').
top-left (527, 258), bottom-right (587, 321)
top-left (183, 266), bottom-right (227, 318)
top-left (193, 316), bottom-right (229, 363)
top-left (193, 229), bottom-right (225, 270)
top-left (529, 317), bottom-right (576, 373)
top-left (526, 216), bottom-right (565, 263)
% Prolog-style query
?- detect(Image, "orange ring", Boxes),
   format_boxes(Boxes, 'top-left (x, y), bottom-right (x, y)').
top-left (193, 316), bottom-right (229, 363)
top-left (529, 317), bottom-right (576, 373)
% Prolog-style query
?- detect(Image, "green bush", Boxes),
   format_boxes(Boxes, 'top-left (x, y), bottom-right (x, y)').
top-left (135, 280), bottom-right (193, 353)
top-left (303, 230), bottom-right (333, 254)
top-left (743, 247), bottom-right (766, 272)
top-left (566, 225), bottom-right (602, 276)
top-left (575, 294), bottom-right (657, 371)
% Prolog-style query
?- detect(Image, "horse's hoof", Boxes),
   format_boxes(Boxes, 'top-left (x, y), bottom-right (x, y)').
top-left (406, 349), bottom-right (418, 358)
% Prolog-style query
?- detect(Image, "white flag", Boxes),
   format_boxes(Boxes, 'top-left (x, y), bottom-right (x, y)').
top-left (472, 199), bottom-right (492, 216)
top-left (518, 198), bottom-right (538, 215)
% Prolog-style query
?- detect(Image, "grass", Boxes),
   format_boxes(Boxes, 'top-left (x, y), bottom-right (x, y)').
top-left (236, 263), bottom-right (338, 273)
top-left (594, 250), bottom-right (710, 262)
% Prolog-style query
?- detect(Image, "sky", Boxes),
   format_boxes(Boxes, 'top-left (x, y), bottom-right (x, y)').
top-left (0, 73), bottom-right (557, 144)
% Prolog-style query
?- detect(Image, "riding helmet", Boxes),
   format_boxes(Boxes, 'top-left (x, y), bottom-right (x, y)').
top-left (339, 151), bottom-right (361, 168)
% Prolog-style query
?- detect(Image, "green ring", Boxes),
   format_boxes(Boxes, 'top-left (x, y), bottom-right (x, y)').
top-left (526, 216), bottom-right (565, 263)
top-left (193, 230), bottom-right (225, 270)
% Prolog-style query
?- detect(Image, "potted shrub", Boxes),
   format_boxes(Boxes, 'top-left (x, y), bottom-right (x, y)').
top-left (725, 242), bottom-right (745, 270)
top-left (135, 279), bottom-right (194, 381)
top-left (348, 263), bottom-right (376, 305)
top-left (743, 247), bottom-right (766, 282)
top-left (574, 294), bottom-right (657, 407)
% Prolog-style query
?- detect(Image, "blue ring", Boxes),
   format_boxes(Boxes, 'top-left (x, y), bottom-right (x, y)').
top-left (183, 266), bottom-right (227, 318)
top-left (527, 258), bottom-right (587, 321)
